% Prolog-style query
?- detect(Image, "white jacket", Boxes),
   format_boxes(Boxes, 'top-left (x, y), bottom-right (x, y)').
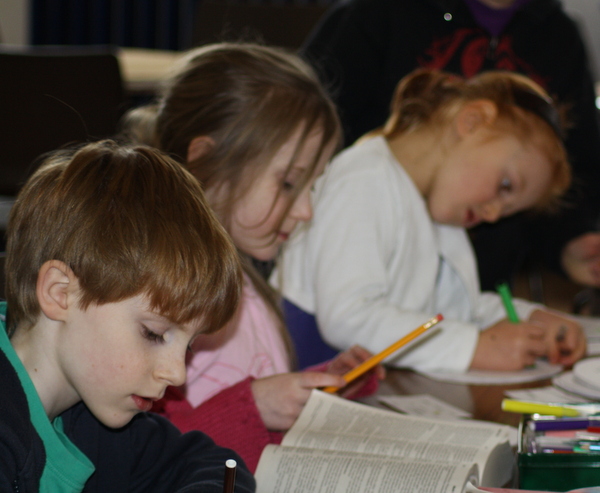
top-left (274, 136), bottom-right (540, 372)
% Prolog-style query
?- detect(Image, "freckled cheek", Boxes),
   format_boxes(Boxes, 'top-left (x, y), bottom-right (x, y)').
top-left (82, 350), bottom-right (138, 386)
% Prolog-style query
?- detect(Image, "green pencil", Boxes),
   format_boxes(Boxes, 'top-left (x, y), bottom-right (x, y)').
top-left (496, 282), bottom-right (519, 323)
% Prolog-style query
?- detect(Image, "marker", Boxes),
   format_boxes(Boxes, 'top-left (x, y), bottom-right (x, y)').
top-left (574, 443), bottom-right (600, 453)
top-left (323, 314), bottom-right (443, 393)
top-left (529, 418), bottom-right (591, 431)
top-left (541, 448), bottom-right (576, 454)
top-left (223, 459), bottom-right (236, 493)
top-left (496, 282), bottom-right (519, 323)
top-left (501, 399), bottom-right (580, 417)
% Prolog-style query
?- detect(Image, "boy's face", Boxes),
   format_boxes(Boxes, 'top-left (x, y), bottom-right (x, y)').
top-left (58, 293), bottom-right (200, 428)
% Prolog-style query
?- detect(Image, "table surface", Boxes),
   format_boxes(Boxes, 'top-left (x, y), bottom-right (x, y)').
top-left (363, 368), bottom-right (552, 428)
top-left (117, 48), bottom-right (183, 94)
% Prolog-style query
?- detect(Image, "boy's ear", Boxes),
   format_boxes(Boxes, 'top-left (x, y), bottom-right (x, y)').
top-left (187, 136), bottom-right (215, 163)
top-left (455, 100), bottom-right (498, 138)
top-left (36, 260), bottom-right (78, 321)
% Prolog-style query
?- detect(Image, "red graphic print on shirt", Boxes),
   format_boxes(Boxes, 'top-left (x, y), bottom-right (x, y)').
top-left (418, 28), bottom-right (548, 88)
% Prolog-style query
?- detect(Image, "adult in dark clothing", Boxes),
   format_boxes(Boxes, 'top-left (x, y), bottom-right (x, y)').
top-left (302, 0), bottom-right (600, 291)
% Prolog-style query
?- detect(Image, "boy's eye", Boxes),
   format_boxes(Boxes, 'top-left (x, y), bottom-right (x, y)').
top-left (499, 177), bottom-right (513, 193)
top-left (142, 325), bottom-right (165, 344)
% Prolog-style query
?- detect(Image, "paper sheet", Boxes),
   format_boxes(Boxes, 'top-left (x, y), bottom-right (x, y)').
top-left (378, 393), bottom-right (473, 419)
top-left (504, 385), bottom-right (592, 404)
top-left (379, 393), bottom-right (518, 447)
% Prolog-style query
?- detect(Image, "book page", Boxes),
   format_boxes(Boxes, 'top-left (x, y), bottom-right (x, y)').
top-left (463, 482), bottom-right (556, 493)
top-left (281, 391), bottom-right (514, 487)
top-left (256, 444), bottom-right (479, 493)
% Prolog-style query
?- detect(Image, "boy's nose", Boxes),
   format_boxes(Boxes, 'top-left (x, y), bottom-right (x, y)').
top-left (154, 352), bottom-right (187, 387)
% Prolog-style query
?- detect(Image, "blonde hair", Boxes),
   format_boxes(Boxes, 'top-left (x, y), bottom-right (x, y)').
top-left (377, 69), bottom-right (571, 210)
top-left (121, 42), bottom-right (342, 364)
top-left (6, 140), bottom-right (241, 335)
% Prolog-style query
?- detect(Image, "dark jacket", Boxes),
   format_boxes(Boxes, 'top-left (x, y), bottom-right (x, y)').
top-left (0, 348), bottom-right (256, 493)
top-left (303, 0), bottom-right (600, 288)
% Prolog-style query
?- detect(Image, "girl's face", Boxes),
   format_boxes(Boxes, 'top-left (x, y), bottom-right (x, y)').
top-left (427, 129), bottom-right (553, 228)
top-left (227, 126), bottom-right (334, 261)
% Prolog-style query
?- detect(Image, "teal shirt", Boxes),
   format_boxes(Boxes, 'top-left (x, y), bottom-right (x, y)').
top-left (0, 302), bottom-right (95, 492)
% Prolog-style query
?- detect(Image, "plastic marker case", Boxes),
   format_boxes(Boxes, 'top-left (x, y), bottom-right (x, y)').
top-left (518, 415), bottom-right (600, 491)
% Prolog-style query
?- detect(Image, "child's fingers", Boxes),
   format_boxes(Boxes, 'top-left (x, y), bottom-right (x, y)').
top-left (554, 326), bottom-right (587, 366)
top-left (521, 333), bottom-right (548, 360)
top-left (345, 345), bottom-right (386, 379)
top-left (346, 344), bottom-right (374, 362)
top-left (528, 310), bottom-right (586, 366)
top-left (330, 349), bottom-right (362, 370)
top-left (300, 371), bottom-right (347, 390)
top-left (521, 322), bottom-right (546, 339)
top-left (328, 344), bottom-right (378, 375)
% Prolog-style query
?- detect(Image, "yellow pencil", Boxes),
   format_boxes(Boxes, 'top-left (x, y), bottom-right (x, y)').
top-left (323, 314), bottom-right (444, 393)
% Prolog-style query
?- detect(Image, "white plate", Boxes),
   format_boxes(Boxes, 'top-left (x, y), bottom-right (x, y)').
top-left (420, 359), bottom-right (563, 385)
top-left (553, 370), bottom-right (600, 400)
top-left (573, 356), bottom-right (600, 390)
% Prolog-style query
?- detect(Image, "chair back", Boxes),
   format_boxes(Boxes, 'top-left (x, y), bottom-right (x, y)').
top-left (283, 298), bottom-right (338, 369)
top-left (0, 46), bottom-right (126, 196)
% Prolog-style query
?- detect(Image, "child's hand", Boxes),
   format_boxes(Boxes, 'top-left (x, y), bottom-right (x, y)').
top-left (325, 345), bottom-right (386, 398)
top-left (528, 309), bottom-right (586, 367)
top-left (470, 320), bottom-right (548, 371)
top-left (251, 372), bottom-right (346, 431)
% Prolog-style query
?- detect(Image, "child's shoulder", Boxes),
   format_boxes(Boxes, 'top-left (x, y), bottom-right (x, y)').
top-left (320, 136), bottom-right (410, 196)
top-left (0, 347), bottom-right (44, 492)
top-left (327, 136), bottom-right (395, 176)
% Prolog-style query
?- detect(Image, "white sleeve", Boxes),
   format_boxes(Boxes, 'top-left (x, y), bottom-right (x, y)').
top-left (280, 155), bottom-right (478, 373)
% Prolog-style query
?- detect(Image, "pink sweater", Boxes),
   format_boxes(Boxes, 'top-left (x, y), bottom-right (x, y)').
top-left (184, 275), bottom-right (290, 407)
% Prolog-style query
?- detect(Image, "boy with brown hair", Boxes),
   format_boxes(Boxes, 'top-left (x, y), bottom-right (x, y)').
top-left (0, 140), bottom-right (255, 492)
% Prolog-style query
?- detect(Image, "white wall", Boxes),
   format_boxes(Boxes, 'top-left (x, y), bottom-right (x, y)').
top-left (563, 0), bottom-right (600, 82)
top-left (0, 0), bottom-right (30, 45)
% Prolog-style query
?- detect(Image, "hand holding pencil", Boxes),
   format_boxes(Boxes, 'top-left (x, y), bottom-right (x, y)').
top-left (470, 284), bottom-right (586, 371)
top-left (323, 314), bottom-right (444, 393)
top-left (495, 282), bottom-right (585, 366)
top-left (250, 316), bottom-right (443, 430)
top-left (527, 309), bottom-right (586, 367)
top-left (324, 345), bottom-right (387, 398)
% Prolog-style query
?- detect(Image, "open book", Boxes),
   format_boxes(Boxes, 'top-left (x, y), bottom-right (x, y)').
top-left (255, 391), bottom-right (515, 493)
